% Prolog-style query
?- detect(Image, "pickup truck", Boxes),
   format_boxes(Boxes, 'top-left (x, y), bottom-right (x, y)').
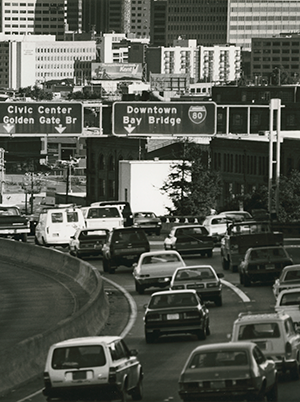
top-left (220, 220), bottom-right (283, 272)
top-left (0, 204), bottom-right (30, 242)
top-left (275, 288), bottom-right (300, 328)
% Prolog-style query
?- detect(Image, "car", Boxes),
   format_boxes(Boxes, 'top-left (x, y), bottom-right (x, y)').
top-left (273, 264), bottom-right (300, 299)
top-left (238, 245), bottom-right (293, 287)
top-left (178, 341), bottom-right (278, 402)
top-left (132, 211), bottom-right (162, 235)
top-left (42, 336), bottom-right (143, 401)
top-left (81, 205), bottom-right (124, 231)
top-left (169, 265), bottom-right (224, 307)
top-left (202, 214), bottom-right (232, 244)
top-left (69, 227), bottom-right (109, 258)
top-left (218, 210), bottom-right (253, 221)
top-left (132, 250), bottom-right (185, 294)
top-left (91, 201), bottom-right (133, 227)
top-left (143, 289), bottom-right (210, 343)
top-left (275, 288), bottom-right (300, 328)
top-left (231, 311), bottom-right (300, 379)
top-left (163, 225), bottom-right (214, 257)
top-left (102, 227), bottom-right (150, 274)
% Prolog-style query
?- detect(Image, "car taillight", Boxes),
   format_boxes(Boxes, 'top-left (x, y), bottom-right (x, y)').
top-left (207, 282), bottom-right (219, 288)
top-left (43, 371), bottom-right (51, 388)
top-left (146, 313), bottom-right (162, 322)
top-left (184, 311), bottom-right (201, 319)
top-left (109, 367), bottom-right (117, 383)
top-left (285, 342), bottom-right (292, 359)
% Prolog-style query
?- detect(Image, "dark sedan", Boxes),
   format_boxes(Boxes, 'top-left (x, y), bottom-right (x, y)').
top-left (239, 245), bottom-right (293, 287)
top-left (178, 341), bottom-right (278, 402)
top-left (69, 228), bottom-right (109, 258)
top-left (144, 289), bottom-right (210, 343)
top-left (133, 211), bottom-right (162, 235)
top-left (164, 225), bottom-right (214, 257)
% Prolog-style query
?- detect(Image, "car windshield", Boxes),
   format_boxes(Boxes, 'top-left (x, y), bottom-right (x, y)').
top-left (78, 230), bottom-right (107, 240)
top-left (149, 293), bottom-right (198, 309)
top-left (175, 268), bottom-right (215, 281)
top-left (141, 253), bottom-right (181, 265)
top-left (135, 212), bottom-right (156, 218)
top-left (279, 292), bottom-right (300, 306)
top-left (189, 350), bottom-right (248, 369)
top-left (238, 323), bottom-right (280, 340)
top-left (0, 206), bottom-right (19, 216)
top-left (52, 345), bottom-right (106, 369)
top-left (112, 229), bottom-right (146, 243)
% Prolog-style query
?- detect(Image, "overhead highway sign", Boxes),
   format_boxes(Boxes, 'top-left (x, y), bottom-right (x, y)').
top-left (0, 102), bottom-right (83, 136)
top-left (112, 101), bottom-right (217, 136)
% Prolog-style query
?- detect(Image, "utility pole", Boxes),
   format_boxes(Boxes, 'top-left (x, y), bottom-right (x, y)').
top-left (0, 148), bottom-right (4, 204)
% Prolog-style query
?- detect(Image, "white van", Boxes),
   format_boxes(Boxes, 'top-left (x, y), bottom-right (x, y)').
top-left (81, 206), bottom-right (124, 231)
top-left (35, 206), bottom-right (85, 246)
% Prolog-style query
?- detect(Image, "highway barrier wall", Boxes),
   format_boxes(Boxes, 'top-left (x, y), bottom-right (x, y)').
top-left (0, 239), bottom-right (110, 395)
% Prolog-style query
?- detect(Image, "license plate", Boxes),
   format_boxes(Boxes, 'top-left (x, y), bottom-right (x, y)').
top-left (266, 264), bottom-right (275, 270)
top-left (167, 313), bottom-right (179, 320)
top-left (73, 371), bottom-right (86, 380)
top-left (211, 380), bottom-right (225, 389)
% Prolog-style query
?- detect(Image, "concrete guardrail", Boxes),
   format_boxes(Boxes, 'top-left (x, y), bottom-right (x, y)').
top-left (0, 239), bottom-right (109, 395)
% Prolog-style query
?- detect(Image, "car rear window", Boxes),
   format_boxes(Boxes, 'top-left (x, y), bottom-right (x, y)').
top-left (78, 230), bottom-right (107, 240)
top-left (51, 345), bottom-right (106, 369)
top-left (250, 248), bottom-right (286, 260)
top-left (112, 229), bottom-right (147, 243)
top-left (279, 292), bottom-right (300, 306)
top-left (87, 207), bottom-right (120, 219)
top-left (142, 253), bottom-right (181, 265)
top-left (67, 211), bottom-right (79, 222)
top-left (238, 323), bottom-right (280, 340)
top-left (189, 351), bottom-right (248, 368)
top-left (149, 292), bottom-right (198, 309)
top-left (175, 268), bottom-right (215, 281)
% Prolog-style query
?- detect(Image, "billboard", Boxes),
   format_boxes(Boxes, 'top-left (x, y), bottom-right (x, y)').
top-left (112, 101), bottom-right (217, 136)
top-left (91, 63), bottom-right (143, 80)
top-left (0, 102), bottom-right (82, 136)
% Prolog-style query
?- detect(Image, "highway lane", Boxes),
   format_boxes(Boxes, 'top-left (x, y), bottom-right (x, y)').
top-left (4, 239), bottom-right (300, 402)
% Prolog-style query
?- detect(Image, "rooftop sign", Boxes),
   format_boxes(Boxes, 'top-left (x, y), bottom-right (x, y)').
top-left (0, 102), bottom-right (82, 136)
top-left (112, 101), bottom-right (216, 136)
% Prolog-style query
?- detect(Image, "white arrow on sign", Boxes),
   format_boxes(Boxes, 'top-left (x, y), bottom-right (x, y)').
top-left (55, 124), bottom-right (66, 134)
top-left (3, 123), bottom-right (15, 133)
top-left (124, 124), bottom-right (136, 134)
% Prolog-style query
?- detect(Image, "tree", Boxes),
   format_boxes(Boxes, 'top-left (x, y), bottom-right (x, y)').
top-left (161, 140), bottom-right (222, 216)
top-left (277, 170), bottom-right (300, 222)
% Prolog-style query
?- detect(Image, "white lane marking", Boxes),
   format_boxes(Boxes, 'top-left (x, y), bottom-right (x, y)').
top-left (221, 278), bottom-right (251, 302)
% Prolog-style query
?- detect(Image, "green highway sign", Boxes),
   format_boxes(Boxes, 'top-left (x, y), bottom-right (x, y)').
top-left (0, 102), bottom-right (83, 135)
top-left (112, 101), bottom-right (217, 136)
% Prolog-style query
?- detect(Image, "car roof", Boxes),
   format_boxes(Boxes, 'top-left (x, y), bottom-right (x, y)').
top-left (140, 250), bottom-right (182, 257)
top-left (248, 245), bottom-right (285, 251)
top-left (235, 311), bottom-right (290, 323)
top-left (174, 265), bottom-right (214, 272)
top-left (151, 289), bottom-right (198, 297)
top-left (172, 224), bottom-right (204, 230)
top-left (282, 264), bottom-right (300, 272)
top-left (190, 341), bottom-right (255, 354)
top-left (51, 336), bottom-right (121, 348)
top-left (278, 288), bottom-right (300, 296)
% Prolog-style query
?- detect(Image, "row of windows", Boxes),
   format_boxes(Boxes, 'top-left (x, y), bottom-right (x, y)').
top-left (4, 2), bottom-right (62, 6)
top-left (213, 153), bottom-right (268, 176)
top-left (36, 56), bottom-right (92, 61)
top-left (36, 64), bottom-right (74, 69)
top-left (253, 57), bottom-right (300, 61)
top-left (253, 65), bottom-right (299, 70)
top-left (36, 71), bottom-right (72, 78)
top-left (36, 47), bottom-right (94, 53)
top-left (230, 7), bottom-right (300, 12)
top-left (230, 25), bottom-right (299, 30)
top-left (231, 16), bottom-right (299, 21)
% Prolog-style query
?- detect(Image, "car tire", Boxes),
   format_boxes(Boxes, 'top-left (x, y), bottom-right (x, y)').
top-left (131, 375), bottom-right (143, 401)
top-left (119, 381), bottom-right (128, 402)
top-left (206, 321), bottom-right (211, 336)
top-left (239, 272), bottom-right (244, 285)
top-left (222, 257), bottom-right (230, 270)
top-left (290, 361), bottom-right (300, 381)
top-left (214, 295), bottom-right (223, 307)
top-left (34, 236), bottom-right (40, 245)
top-left (243, 273), bottom-right (251, 287)
top-left (207, 249), bottom-right (213, 258)
top-left (21, 233), bottom-right (27, 242)
top-left (135, 280), bottom-right (145, 295)
top-left (155, 229), bottom-right (161, 236)
top-left (196, 328), bottom-right (206, 341)
top-left (145, 332), bottom-right (156, 344)
top-left (266, 380), bottom-right (278, 402)
top-left (103, 258), bottom-right (109, 273)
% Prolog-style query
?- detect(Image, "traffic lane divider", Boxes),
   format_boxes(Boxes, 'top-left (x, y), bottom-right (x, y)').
top-left (0, 238), bottom-right (109, 396)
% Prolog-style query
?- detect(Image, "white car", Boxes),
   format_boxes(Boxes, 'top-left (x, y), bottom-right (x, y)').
top-left (43, 336), bottom-right (143, 401)
top-left (275, 288), bottom-right (300, 327)
top-left (133, 250), bottom-right (185, 294)
top-left (273, 264), bottom-right (300, 299)
top-left (202, 214), bottom-right (231, 244)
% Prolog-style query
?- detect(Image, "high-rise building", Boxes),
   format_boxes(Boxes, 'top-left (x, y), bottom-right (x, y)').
top-left (228, 0), bottom-right (300, 51)
top-left (0, 0), bottom-right (66, 40)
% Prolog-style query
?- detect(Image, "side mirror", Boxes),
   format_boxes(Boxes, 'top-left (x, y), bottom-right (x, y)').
top-left (143, 303), bottom-right (148, 310)
top-left (130, 349), bottom-right (138, 356)
top-left (217, 273), bottom-right (224, 278)
top-left (70, 235), bottom-right (75, 239)
top-left (133, 263), bottom-right (137, 268)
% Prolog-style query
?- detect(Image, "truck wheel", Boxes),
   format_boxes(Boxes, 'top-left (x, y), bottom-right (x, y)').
top-left (239, 272), bottom-right (244, 285)
top-left (131, 374), bottom-right (143, 400)
top-left (290, 361), bottom-right (299, 381)
top-left (207, 249), bottom-right (213, 258)
top-left (222, 257), bottom-right (229, 270)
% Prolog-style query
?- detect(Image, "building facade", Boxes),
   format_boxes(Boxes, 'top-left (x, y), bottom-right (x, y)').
top-left (0, 34), bottom-right (96, 89)
top-left (228, 0), bottom-right (300, 51)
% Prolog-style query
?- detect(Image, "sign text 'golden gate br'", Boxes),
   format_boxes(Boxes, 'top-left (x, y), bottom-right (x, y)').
top-left (0, 102), bottom-right (83, 136)
top-left (112, 102), bottom-right (217, 137)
